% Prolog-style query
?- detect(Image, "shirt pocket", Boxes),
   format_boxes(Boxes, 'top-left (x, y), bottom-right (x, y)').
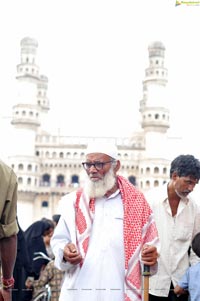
top-left (110, 211), bottom-right (124, 250)
top-left (113, 212), bottom-right (123, 220)
top-left (175, 223), bottom-right (193, 241)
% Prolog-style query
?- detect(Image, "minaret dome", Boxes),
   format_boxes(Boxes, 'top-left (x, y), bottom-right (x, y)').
top-left (148, 41), bottom-right (165, 58)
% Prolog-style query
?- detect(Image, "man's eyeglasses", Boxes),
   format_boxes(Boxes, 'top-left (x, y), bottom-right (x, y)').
top-left (82, 161), bottom-right (115, 171)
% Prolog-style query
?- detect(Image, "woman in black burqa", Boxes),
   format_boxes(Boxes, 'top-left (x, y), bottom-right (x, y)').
top-left (12, 219), bottom-right (32, 301)
top-left (22, 218), bottom-right (55, 301)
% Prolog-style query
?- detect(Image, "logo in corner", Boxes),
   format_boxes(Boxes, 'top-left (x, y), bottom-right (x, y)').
top-left (176, 0), bottom-right (200, 5)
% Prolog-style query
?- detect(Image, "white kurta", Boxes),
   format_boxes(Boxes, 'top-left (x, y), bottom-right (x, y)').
top-left (51, 190), bottom-right (125, 301)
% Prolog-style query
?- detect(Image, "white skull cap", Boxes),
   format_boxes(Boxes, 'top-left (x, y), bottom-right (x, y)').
top-left (86, 140), bottom-right (118, 160)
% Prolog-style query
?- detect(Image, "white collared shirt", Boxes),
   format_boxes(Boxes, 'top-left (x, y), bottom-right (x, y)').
top-left (145, 183), bottom-right (200, 297)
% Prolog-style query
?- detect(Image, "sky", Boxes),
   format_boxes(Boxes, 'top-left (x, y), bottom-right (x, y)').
top-left (1, 0), bottom-right (200, 157)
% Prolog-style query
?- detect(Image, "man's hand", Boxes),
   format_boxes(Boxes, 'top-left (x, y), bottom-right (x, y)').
top-left (0, 288), bottom-right (12, 301)
top-left (174, 285), bottom-right (187, 295)
top-left (141, 244), bottom-right (158, 266)
top-left (63, 243), bottom-right (83, 265)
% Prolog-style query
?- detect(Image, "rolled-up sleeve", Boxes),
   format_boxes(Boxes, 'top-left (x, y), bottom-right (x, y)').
top-left (0, 167), bottom-right (18, 239)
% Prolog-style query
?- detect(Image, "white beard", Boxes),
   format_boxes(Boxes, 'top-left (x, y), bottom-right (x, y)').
top-left (84, 167), bottom-right (116, 198)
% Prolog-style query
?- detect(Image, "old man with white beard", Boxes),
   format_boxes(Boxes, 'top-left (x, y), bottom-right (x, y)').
top-left (51, 141), bottom-right (159, 301)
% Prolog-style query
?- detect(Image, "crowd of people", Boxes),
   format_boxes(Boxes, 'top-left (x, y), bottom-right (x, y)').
top-left (1, 142), bottom-right (200, 301)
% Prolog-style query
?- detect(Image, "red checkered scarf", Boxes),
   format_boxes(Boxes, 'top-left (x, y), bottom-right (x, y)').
top-left (75, 175), bottom-right (158, 301)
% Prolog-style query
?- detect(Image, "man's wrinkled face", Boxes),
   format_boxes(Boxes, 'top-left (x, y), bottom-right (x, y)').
top-left (172, 173), bottom-right (199, 198)
top-left (83, 153), bottom-right (117, 198)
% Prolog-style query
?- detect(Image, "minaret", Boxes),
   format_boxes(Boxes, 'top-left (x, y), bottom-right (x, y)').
top-left (37, 74), bottom-right (50, 133)
top-left (9, 37), bottom-right (49, 227)
top-left (139, 41), bottom-right (170, 158)
top-left (136, 41), bottom-right (170, 192)
top-left (12, 37), bottom-right (41, 154)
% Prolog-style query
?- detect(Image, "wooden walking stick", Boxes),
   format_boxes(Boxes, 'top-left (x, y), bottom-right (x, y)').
top-left (143, 265), bottom-right (150, 301)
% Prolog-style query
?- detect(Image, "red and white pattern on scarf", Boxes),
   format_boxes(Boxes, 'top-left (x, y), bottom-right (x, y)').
top-left (75, 189), bottom-right (95, 257)
top-left (75, 175), bottom-right (158, 301)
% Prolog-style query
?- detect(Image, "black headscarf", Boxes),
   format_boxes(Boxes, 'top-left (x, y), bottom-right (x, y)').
top-left (24, 219), bottom-right (54, 279)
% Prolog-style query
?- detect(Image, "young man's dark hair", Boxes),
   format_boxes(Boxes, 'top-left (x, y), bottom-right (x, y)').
top-left (170, 154), bottom-right (200, 179)
top-left (192, 232), bottom-right (200, 258)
